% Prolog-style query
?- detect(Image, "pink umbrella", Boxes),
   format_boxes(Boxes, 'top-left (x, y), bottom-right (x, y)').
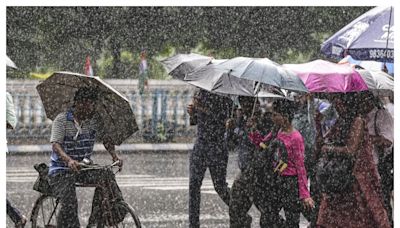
top-left (283, 59), bottom-right (368, 93)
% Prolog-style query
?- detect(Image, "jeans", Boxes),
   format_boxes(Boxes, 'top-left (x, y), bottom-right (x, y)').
top-left (189, 143), bottom-right (230, 228)
top-left (48, 169), bottom-right (123, 228)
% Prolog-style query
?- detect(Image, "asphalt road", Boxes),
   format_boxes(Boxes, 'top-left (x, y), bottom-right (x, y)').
top-left (6, 151), bottom-right (309, 228)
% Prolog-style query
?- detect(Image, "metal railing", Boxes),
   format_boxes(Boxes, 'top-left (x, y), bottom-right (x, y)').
top-left (6, 79), bottom-right (197, 144)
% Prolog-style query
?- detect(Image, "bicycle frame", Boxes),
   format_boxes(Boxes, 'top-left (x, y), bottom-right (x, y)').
top-left (34, 162), bottom-right (123, 227)
top-left (77, 162), bottom-right (122, 226)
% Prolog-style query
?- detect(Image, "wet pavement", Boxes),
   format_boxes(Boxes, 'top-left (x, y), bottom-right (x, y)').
top-left (6, 151), bottom-right (309, 227)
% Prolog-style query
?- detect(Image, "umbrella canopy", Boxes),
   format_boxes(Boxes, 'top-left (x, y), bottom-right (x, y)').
top-left (356, 69), bottom-right (393, 96)
top-left (184, 61), bottom-right (287, 99)
top-left (36, 72), bottom-right (139, 145)
top-left (6, 55), bottom-right (17, 69)
top-left (161, 54), bottom-right (288, 99)
top-left (321, 6), bottom-right (394, 62)
top-left (283, 59), bottom-right (368, 93)
top-left (185, 56), bottom-right (308, 95)
top-left (160, 53), bottom-right (213, 80)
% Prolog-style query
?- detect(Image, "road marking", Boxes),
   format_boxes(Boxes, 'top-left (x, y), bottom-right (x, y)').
top-left (6, 171), bottom-right (233, 193)
top-left (139, 213), bottom-right (229, 223)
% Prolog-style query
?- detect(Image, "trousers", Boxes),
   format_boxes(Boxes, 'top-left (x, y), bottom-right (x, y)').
top-left (49, 169), bottom-right (123, 228)
top-left (189, 143), bottom-right (230, 228)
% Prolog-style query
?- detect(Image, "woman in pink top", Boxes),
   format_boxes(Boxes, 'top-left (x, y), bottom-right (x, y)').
top-left (249, 99), bottom-right (314, 227)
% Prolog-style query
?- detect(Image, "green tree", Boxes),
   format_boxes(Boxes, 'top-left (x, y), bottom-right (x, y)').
top-left (7, 6), bottom-right (372, 79)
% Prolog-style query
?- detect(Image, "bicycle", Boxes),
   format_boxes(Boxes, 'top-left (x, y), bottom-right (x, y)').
top-left (30, 160), bottom-right (141, 228)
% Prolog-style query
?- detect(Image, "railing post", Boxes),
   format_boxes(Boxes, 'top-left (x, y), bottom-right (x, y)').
top-left (173, 91), bottom-right (178, 130)
top-left (151, 89), bottom-right (158, 135)
top-left (140, 93), bottom-right (145, 129)
top-left (161, 89), bottom-right (168, 129)
top-left (14, 93), bottom-right (21, 134)
top-left (183, 90), bottom-right (191, 129)
top-left (21, 95), bottom-right (31, 134)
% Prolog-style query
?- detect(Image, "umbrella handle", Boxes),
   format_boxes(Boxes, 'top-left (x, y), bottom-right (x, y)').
top-left (251, 97), bottom-right (257, 117)
top-left (230, 95), bottom-right (239, 118)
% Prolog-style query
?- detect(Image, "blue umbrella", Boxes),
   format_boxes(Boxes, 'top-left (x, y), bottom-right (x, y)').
top-left (321, 6), bottom-right (393, 63)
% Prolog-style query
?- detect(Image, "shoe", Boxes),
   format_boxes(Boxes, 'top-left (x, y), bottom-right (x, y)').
top-left (15, 215), bottom-right (27, 228)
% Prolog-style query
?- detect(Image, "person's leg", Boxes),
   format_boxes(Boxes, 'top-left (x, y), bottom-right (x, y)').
top-left (189, 146), bottom-right (207, 228)
top-left (382, 181), bottom-right (393, 226)
top-left (76, 169), bottom-right (124, 226)
top-left (48, 172), bottom-right (80, 228)
top-left (255, 199), bottom-right (281, 228)
top-left (77, 168), bottom-right (123, 201)
top-left (379, 152), bottom-right (394, 226)
top-left (208, 147), bottom-right (230, 206)
top-left (6, 198), bottom-right (25, 225)
top-left (253, 171), bottom-right (280, 228)
top-left (282, 177), bottom-right (301, 228)
top-left (229, 170), bottom-right (253, 228)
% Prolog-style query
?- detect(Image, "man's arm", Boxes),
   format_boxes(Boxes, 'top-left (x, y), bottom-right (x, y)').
top-left (93, 114), bottom-right (122, 166)
top-left (103, 137), bottom-right (123, 168)
top-left (52, 142), bottom-right (80, 172)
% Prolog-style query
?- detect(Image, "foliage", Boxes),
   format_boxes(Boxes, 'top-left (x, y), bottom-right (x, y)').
top-left (96, 50), bottom-right (114, 78)
top-left (7, 6), bottom-right (373, 79)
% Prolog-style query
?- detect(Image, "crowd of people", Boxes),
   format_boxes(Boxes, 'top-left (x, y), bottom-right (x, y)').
top-left (6, 85), bottom-right (393, 228)
top-left (186, 88), bottom-right (394, 228)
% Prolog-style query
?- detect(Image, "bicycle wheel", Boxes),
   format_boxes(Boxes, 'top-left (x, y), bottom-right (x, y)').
top-left (31, 194), bottom-right (59, 228)
top-left (101, 201), bottom-right (141, 228)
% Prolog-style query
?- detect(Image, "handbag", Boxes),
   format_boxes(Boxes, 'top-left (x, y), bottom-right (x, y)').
top-left (316, 149), bottom-right (355, 195)
top-left (32, 163), bottom-right (52, 195)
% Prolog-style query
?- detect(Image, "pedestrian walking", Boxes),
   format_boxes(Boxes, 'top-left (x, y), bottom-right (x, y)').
top-left (316, 93), bottom-right (391, 228)
top-left (291, 93), bottom-right (323, 227)
top-left (187, 89), bottom-right (232, 228)
top-left (227, 96), bottom-right (278, 228)
top-left (250, 99), bottom-right (314, 228)
top-left (6, 91), bottom-right (28, 228)
top-left (138, 49), bottom-right (149, 95)
top-left (363, 92), bottom-right (394, 225)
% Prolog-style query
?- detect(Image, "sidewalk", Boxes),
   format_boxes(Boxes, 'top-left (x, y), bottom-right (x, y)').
top-left (7, 143), bottom-right (194, 154)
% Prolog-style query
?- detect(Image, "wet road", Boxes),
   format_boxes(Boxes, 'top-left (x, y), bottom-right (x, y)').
top-left (6, 151), bottom-right (309, 227)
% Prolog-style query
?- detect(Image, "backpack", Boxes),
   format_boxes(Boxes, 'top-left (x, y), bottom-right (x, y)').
top-left (257, 138), bottom-right (289, 175)
top-left (315, 116), bottom-right (359, 195)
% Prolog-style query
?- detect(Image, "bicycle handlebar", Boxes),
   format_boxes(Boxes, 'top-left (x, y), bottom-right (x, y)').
top-left (78, 160), bottom-right (121, 171)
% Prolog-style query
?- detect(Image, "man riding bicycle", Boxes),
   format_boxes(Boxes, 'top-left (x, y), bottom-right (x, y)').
top-left (48, 87), bottom-right (124, 228)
